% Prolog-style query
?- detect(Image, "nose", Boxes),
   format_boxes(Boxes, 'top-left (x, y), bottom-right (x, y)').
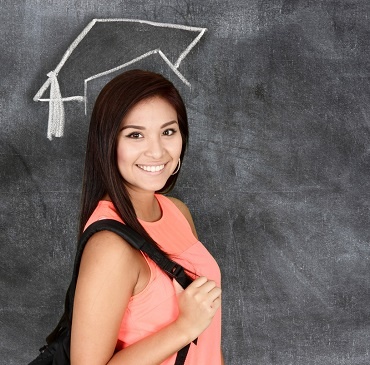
top-left (144, 136), bottom-right (165, 159)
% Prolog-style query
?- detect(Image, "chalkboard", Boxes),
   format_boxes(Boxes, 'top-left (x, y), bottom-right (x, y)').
top-left (1, 1), bottom-right (370, 364)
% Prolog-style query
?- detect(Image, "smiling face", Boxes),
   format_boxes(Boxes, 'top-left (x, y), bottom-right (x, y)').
top-left (116, 96), bottom-right (183, 196)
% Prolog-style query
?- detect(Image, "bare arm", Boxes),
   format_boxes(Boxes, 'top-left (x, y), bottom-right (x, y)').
top-left (70, 230), bottom-right (221, 365)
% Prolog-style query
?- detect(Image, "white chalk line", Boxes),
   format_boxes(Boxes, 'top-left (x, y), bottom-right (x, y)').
top-left (157, 49), bottom-right (190, 86)
top-left (175, 28), bottom-right (207, 68)
top-left (34, 18), bottom-right (207, 139)
top-left (38, 97), bottom-right (85, 102)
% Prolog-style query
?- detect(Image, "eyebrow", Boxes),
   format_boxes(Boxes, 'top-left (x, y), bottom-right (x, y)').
top-left (122, 120), bottom-right (178, 130)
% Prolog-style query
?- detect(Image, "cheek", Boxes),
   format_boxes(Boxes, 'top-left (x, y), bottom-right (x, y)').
top-left (174, 135), bottom-right (183, 156)
top-left (116, 147), bottom-right (136, 182)
top-left (116, 145), bottom-right (125, 163)
top-left (116, 143), bottom-right (134, 168)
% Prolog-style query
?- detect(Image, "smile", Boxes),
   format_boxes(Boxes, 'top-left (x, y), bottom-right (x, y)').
top-left (137, 164), bottom-right (165, 172)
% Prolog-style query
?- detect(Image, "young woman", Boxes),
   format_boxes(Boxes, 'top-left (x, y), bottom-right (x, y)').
top-left (71, 70), bottom-right (223, 365)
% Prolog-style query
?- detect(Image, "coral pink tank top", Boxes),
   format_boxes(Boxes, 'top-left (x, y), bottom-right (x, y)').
top-left (85, 194), bottom-right (222, 365)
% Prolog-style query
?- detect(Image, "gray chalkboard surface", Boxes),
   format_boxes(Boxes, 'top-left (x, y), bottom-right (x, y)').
top-left (1, 1), bottom-right (370, 364)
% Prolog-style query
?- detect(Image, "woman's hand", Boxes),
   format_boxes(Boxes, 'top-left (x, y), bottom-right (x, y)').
top-left (174, 276), bottom-right (222, 342)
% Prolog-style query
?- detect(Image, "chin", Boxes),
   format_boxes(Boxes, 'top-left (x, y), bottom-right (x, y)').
top-left (125, 175), bottom-right (170, 194)
top-left (138, 182), bottom-right (168, 193)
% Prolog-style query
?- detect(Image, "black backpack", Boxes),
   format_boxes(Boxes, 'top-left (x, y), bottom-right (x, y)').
top-left (28, 219), bottom-right (194, 365)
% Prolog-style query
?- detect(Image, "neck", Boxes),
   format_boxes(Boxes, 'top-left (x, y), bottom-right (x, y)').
top-left (103, 189), bottom-right (162, 222)
top-left (129, 191), bottom-right (162, 222)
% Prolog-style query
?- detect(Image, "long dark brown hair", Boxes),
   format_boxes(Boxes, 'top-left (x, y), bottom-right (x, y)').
top-left (78, 69), bottom-right (189, 251)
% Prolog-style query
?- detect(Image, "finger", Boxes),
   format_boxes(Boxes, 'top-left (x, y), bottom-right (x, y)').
top-left (173, 278), bottom-right (184, 294)
top-left (191, 276), bottom-right (208, 288)
top-left (210, 297), bottom-right (222, 310)
top-left (199, 280), bottom-right (217, 293)
top-left (207, 287), bottom-right (222, 303)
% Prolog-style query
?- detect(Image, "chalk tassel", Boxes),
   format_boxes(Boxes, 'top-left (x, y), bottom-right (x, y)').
top-left (47, 71), bottom-right (65, 140)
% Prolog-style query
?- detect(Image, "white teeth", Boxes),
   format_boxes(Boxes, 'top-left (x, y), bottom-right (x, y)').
top-left (138, 164), bottom-right (165, 172)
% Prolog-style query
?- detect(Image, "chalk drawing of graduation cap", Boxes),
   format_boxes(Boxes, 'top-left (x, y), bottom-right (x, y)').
top-left (34, 18), bottom-right (207, 140)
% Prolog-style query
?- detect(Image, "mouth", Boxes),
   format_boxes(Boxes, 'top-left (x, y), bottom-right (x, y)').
top-left (137, 164), bottom-right (166, 173)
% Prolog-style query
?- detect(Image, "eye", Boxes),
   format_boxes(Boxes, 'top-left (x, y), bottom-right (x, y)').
top-left (163, 128), bottom-right (177, 136)
top-left (126, 132), bottom-right (143, 139)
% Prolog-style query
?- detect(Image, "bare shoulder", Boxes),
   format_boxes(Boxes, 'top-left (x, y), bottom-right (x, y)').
top-left (78, 230), bottom-right (142, 290)
top-left (167, 196), bottom-right (191, 215)
top-left (167, 197), bottom-right (198, 239)
top-left (82, 230), bottom-right (140, 265)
